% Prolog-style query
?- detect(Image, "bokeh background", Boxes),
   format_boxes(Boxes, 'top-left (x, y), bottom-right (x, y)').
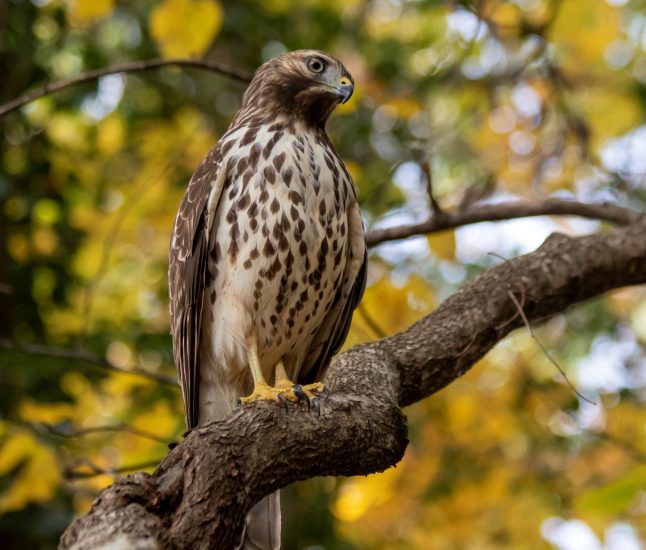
top-left (1, 0), bottom-right (646, 548)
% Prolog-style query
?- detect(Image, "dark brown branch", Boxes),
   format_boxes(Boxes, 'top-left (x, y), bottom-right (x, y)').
top-left (0, 58), bottom-right (251, 119)
top-left (0, 339), bottom-right (178, 386)
top-left (421, 160), bottom-right (444, 218)
top-left (365, 198), bottom-right (643, 247)
top-left (60, 219), bottom-right (646, 549)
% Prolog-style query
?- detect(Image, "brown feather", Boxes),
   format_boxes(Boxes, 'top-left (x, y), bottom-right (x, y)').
top-left (169, 147), bottom-right (224, 429)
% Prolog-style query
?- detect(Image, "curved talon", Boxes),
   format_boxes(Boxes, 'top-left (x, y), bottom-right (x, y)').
top-left (293, 384), bottom-right (311, 410)
top-left (322, 386), bottom-right (330, 401)
top-left (277, 392), bottom-right (290, 412)
top-left (311, 397), bottom-right (321, 418)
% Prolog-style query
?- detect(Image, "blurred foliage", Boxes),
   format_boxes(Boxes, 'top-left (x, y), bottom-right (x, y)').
top-left (1, 0), bottom-right (646, 548)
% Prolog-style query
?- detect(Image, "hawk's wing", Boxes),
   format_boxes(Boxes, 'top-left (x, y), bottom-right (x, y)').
top-left (169, 145), bottom-right (226, 430)
top-left (300, 199), bottom-right (367, 384)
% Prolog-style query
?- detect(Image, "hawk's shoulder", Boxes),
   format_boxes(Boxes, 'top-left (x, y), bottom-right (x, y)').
top-left (170, 145), bottom-right (223, 263)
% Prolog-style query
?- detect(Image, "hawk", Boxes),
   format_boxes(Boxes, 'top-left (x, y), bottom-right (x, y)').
top-left (169, 50), bottom-right (366, 549)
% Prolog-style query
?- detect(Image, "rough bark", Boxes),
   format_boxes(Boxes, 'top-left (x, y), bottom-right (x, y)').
top-left (60, 218), bottom-right (646, 549)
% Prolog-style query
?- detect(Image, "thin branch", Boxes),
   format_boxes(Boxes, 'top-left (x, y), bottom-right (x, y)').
top-left (356, 304), bottom-right (387, 339)
top-left (507, 290), bottom-right (595, 405)
top-left (421, 160), bottom-right (444, 217)
top-left (495, 284), bottom-right (525, 330)
top-left (37, 422), bottom-right (171, 445)
top-left (64, 458), bottom-right (161, 480)
top-left (366, 198), bottom-right (643, 247)
top-left (0, 58), bottom-right (251, 119)
top-left (0, 339), bottom-right (178, 386)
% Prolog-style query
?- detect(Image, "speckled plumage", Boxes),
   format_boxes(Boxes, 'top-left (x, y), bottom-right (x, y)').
top-left (169, 50), bottom-right (365, 429)
top-left (168, 50), bottom-right (366, 549)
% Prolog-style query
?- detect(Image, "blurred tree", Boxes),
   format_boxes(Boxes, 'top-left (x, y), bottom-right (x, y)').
top-left (1, 0), bottom-right (645, 548)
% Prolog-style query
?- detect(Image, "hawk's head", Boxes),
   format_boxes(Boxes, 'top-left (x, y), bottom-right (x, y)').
top-left (235, 50), bottom-right (354, 128)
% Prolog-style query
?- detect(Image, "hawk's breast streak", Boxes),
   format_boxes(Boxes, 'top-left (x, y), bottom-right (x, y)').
top-left (198, 121), bottom-right (354, 421)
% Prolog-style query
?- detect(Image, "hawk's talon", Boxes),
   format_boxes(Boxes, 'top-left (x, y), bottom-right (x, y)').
top-left (293, 384), bottom-right (310, 410)
top-left (277, 393), bottom-right (290, 412)
top-left (239, 376), bottom-right (326, 414)
top-left (312, 397), bottom-right (321, 417)
top-left (322, 386), bottom-right (330, 401)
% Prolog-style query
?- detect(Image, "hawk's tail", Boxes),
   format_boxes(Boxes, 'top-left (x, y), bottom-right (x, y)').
top-left (239, 490), bottom-right (281, 550)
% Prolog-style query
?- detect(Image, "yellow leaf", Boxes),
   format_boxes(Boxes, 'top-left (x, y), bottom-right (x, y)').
top-left (150, 0), bottom-right (223, 58)
top-left (7, 233), bottom-right (29, 263)
top-left (32, 227), bottom-right (59, 256)
top-left (551, 0), bottom-right (619, 66)
top-left (578, 89), bottom-right (641, 148)
top-left (0, 430), bottom-right (61, 512)
top-left (487, 3), bottom-right (521, 36)
top-left (19, 400), bottom-right (76, 424)
top-left (67, 0), bottom-right (115, 23)
top-left (383, 97), bottom-right (422, 119)
top-left (96, 116), bottom-right (126, 155)
top-left (427, 229), bottom-right (455, 260)
top-left (46, 113), bottom-right (88, 151)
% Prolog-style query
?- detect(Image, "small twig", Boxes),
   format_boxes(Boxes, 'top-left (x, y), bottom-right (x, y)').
top-left (496, 285), bottom-right (525, 330)
top-left (421, 160), bottom-right (444, 218)
top-left (457, 331), bottom-right (479, 358)
top-left (507, 290), bottom-right (595, 405)
top-left (357, 304), bottom-right (387, 339)
top-left (0, 57), bottom-right (251, 119)
top-left (366, 198), bottom-right (643, 247)
top-left (0, 339), bottom-right (178, 386)
top-left (487, 252), bottom-right (527, 330)
top-left (64, 458), bottom-right (161, 480)
top-left (37, 422), bottom-right (171, 445)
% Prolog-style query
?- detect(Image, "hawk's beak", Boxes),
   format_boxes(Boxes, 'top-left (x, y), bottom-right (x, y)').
top-left (335, 76), bottom-right (354, 104)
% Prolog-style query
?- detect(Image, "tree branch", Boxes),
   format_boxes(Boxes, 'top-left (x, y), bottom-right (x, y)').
top-left (63, 459), bottom-right (163, 480)
top-left (365, 198), bottom-right (643, 247)
top-left (0, 339), bottom-right (178, 386)
top-left (421, 160), bottom-right (445, 218)
top-left (60, 218), bottom-right (646, 549)
top-left (0, 58), bottom-right (251, 119)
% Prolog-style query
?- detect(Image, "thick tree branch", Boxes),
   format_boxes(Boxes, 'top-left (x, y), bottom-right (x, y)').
top-left (365, 198), bottom-right (642, 246)
top-left (0, 58), bottom-right (251, 119)
top-left (60, 219), bottom-right (646, 549)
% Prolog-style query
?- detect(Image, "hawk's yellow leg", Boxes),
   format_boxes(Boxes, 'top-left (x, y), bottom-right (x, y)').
top-left (274, 360), bottom-right (325, 402)
top-left (239, 347), bottom-right (325, 407)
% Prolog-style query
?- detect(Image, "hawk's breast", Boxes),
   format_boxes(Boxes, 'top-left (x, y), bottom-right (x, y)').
top-left (200, 121), bottom-right (354, 390)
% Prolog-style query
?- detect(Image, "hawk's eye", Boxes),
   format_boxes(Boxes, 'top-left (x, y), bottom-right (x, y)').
top-left (307, 57), bottom-right (326, 73)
